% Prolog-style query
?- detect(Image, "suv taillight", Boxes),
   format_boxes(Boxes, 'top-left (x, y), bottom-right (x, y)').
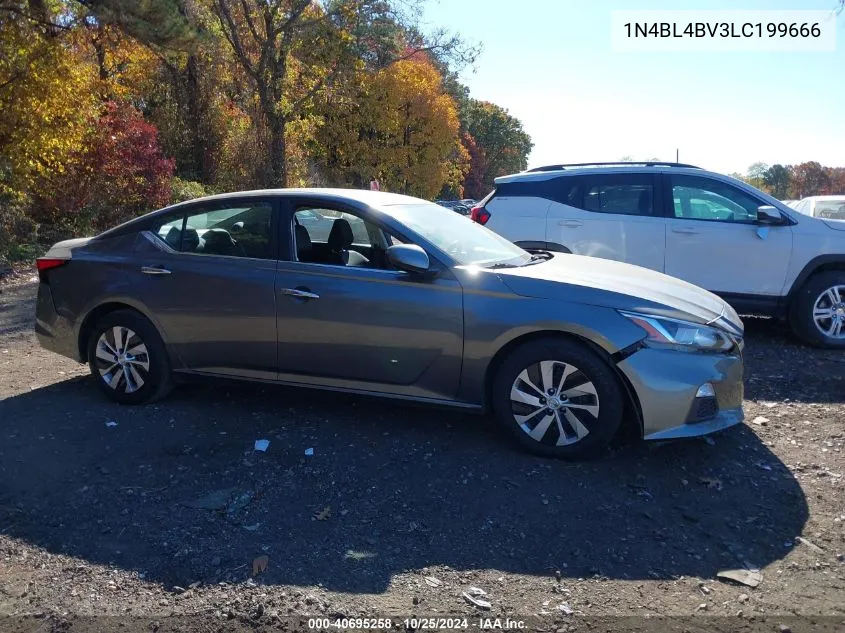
top-left (470, 205), bottom-right (491, 225)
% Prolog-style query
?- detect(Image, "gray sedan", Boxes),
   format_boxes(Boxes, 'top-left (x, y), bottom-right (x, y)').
top-left (35, 189), bottom-right (745, 458)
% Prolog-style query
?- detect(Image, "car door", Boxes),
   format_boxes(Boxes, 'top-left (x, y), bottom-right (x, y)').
top-left (545, 173), bottom-right (666, 272)
top-left (662, 173), bottom-right (793, 296)
top-left (131, 198), bottom-right (278, 379)
top-left (274, 198), bottom-right (464, 401)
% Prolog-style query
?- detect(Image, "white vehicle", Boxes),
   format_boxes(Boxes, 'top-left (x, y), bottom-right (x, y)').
top-left (791, 196), bottom-right (845, 221)
top-left (469, 162), bottom-right (845, 348)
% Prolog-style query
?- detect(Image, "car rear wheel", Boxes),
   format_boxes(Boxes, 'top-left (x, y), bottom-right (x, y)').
top-left (492, 337), bottom-right (624, 459)
top-left (87, 310), bottom-right (173, 404)
top-left (790, 271), bottom-right (845, 349)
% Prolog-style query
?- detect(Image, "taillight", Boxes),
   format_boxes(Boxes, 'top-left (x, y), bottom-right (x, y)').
top-left (36, 258), bottom-right (68, 272)
top-left (470, 205), bottom-right (491, 225)
top-left (36, 257), bottom-right (68, 282)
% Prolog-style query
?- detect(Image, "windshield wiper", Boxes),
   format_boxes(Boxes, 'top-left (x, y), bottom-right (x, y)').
top-left (486, 261), bottom-right (519, 269)
top-left (504, 252), bottom-right (552, 268)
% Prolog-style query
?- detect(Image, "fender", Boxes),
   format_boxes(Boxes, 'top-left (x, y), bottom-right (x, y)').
top-left (786, 254), bottom-right (845, 298)
top-left (75, 294), bottom-right (176, 363)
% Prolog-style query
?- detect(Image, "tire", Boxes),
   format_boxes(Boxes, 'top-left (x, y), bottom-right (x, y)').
top-left (86, 309), bottom-right (174, 404)
top-left (789, 271), bottom-right (845, 349)
top-left (491, 337), bottom-right (624, 459)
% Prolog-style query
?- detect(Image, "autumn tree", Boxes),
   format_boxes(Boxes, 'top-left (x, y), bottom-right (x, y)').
top-left (212, 0), bottom-right (475, 188)
top-left (0, 1), bottom-right (99, 195)
top-left (315, 54), bottom-right (466, 198)
top-left (374, 56), bottom-right (466, 197)
top-left (790, 161), bottom-right (830, 198)
top-left (460, 131), bottom-right (486, 199)
top-left (462, 99), bottom-right (532, 193)
top-left (34, 101), bottom-right (174, 234)
top-left (825, 167), bottom-right (845, 195)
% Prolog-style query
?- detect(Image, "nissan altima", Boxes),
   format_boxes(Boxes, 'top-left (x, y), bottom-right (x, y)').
top-left (35, 189), bottom-right (745, 458)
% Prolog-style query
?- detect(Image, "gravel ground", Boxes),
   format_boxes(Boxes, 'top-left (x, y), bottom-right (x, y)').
top-left (0, 275), bottom-right (843, 632)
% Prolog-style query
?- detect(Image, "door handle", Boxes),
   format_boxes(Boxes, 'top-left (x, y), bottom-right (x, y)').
top-left (558, 220), bottom-right (583, 228)
top-left (141, 265), bottom-right (171, 275)
top-left (671, 227), bottom-right (700, 235)
top-left (280, 287), bottom-right (320, 300)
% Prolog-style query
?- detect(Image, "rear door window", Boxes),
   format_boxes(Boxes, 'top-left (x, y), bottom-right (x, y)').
top-left (578, 174), bottom-right (656, 216)
top-left (152, 202), bottom-right (275, 259)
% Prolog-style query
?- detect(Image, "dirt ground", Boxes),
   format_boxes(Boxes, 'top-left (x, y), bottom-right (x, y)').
top-left (0, 274), bottom-right (843, 632)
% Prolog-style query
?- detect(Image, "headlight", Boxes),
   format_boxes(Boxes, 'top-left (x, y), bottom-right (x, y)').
top-left (619, 311), bottom-right (736, 353)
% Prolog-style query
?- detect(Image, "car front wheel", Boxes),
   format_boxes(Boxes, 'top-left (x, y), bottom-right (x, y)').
top-left (492, 337), bottom-right (624, 459)
top-left (87, 309), bottom-right (173, 404)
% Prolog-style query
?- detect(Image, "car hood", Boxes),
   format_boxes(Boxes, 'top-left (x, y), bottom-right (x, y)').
top-left (494, 254), bottom-right (742, 334)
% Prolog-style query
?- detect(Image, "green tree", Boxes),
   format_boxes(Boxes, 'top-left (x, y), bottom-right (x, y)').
top-left (763, 164), bottom-right (791, 198)
top-left (75, 0), bottom-right (197, 50)
top-left (746, 161), bottom-right (769, 189)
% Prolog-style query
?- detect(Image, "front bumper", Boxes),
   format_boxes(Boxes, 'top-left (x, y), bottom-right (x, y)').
top-left (616, 346), bottom-right (744, 440)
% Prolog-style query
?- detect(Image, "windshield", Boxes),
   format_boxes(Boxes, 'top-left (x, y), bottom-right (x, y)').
top-left (387, 203), bottom-right (530, 267)
top-left (814, 199), bottom-right (845, 220)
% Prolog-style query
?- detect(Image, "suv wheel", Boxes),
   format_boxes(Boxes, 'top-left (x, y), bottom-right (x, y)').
top-left (87, 310), bottom-right (174, 404)
top-left (790, 271), bottom-right (845, 349)
top-left (492, 338), bottom-right (624, 459)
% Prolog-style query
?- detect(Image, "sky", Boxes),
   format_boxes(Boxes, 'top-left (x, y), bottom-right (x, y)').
top-left (422, 0), bottom-right (844, 175)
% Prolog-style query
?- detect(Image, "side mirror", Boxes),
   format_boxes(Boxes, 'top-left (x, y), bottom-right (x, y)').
top-left (386, 244), bottom-right (430, 274)
top-left (757, 205), bottom-right (783, 225)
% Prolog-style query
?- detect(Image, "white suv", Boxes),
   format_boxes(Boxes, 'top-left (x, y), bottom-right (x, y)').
top-left (470, 162), bottom-right (845, 348)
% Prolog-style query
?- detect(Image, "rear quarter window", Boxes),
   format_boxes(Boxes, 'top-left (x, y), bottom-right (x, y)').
top-left (492, 176), bottom-right (581, 206)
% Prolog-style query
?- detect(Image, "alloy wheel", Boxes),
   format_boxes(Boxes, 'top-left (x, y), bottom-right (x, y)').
top-left (812, 284), bottom-right (845, 339)
top-left (94, 326), bottom-right (150, 393)
top-left (510, 360), bottom-right (600, 446)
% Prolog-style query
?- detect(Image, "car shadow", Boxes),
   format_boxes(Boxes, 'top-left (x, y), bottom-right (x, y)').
top-left (0, 373), bottom-right (808, 594)
top-left (741, 316), bottom-right (845, 404)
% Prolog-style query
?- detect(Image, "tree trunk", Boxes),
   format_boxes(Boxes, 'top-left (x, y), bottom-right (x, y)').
top-left (269, 116), bottom-right (287, 188)
top-left (185, 55), bottom-right (206, 182)
top-left (93, 39), bottom-right (108, 82)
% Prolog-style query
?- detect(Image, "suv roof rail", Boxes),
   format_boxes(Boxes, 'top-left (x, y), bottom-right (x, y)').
top-left (525, 161), bottom-right (701, 172)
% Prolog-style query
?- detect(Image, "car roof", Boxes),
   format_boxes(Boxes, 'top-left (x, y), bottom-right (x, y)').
top-left (801, 195), bottom-right (845, 202)
top-left (494, 164), bottom-right (710, 185)
top-left (96, 188), bottom-right (432, 239)
top-left (177, 188), bottom-right (426, 208)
